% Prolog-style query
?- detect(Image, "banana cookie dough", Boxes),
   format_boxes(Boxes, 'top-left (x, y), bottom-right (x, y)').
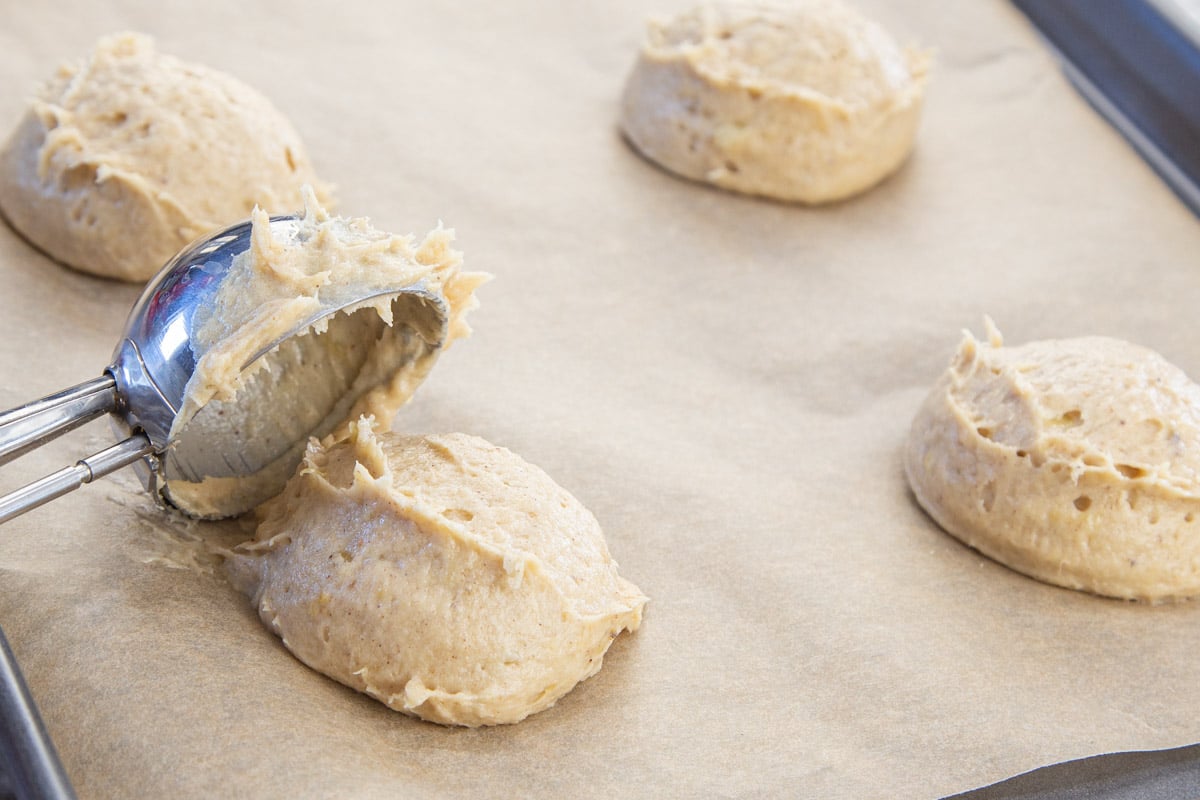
top-left (0, 32), bottom-right (329, 282)
top-left (226, 420), bottom-right (647, 727)
top-left (162, 187), bottom-right (487, 519)
top-left (619, 0), bottom-right (930, 203)
top-left (906, 322), bottom-right (1200, 602)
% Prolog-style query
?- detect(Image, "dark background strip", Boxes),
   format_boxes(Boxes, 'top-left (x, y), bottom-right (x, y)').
top-left (1012, 0), bottom-right (1200, 216)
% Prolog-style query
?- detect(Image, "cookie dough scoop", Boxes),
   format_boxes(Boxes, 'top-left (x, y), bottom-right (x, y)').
top-left (0, 210), bottom-right (462, 523)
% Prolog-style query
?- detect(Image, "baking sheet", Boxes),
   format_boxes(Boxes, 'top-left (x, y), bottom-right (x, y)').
top-left (1013, 0), bottom-right (1200, 216)
top-left (950, 745), bottom-right (1200, 800)
top-left (2, 1), bottom-right (1200, 798)
top-left (0, 623), bottom-right (73, 800)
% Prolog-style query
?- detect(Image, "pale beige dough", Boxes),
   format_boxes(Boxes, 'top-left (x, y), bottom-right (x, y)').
top-left (225, 420), bottom-right (647, 727)
top-left (620, 0), bottom-right (930, 203)
top-left (162, 187), bottom-right (488, 518)
top-left (906, 322), bottom-right (1200, 602)
top-left (0, 32), bottom-right (330, 282)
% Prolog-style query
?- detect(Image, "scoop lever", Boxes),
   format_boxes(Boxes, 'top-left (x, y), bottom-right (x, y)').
top-left (0, 374), bottom-right (153, 523)
top-left (0, 434), bottom-right (154, 524)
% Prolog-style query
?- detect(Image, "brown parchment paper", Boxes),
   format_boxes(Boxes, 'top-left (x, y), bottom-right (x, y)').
top-left (2, 1), bottom-right (1200, 798)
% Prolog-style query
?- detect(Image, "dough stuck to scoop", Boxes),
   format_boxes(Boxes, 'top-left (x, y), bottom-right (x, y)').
top-left (0, 32), bottom-right (330, 282)
top-left (226, 419), bottom-right (647, 726)
top-left (160, 187), bottom-right (488, 519)
top-left (619, 0), bottom-right (930, 203)
top-left (905, 321), bottom-right (1200, 602)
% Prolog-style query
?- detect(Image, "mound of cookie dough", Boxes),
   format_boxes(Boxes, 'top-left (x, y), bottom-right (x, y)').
top-left (225, 420), bottom-right (647, 727)
top-left (0, 32), bottom-right (329, 282)
top-left (906, 322), bottom-right (1200, 602)
top-left (620, 0), bottom-right (930, 203)
top-left (162, 187), bottom-right (488, 519)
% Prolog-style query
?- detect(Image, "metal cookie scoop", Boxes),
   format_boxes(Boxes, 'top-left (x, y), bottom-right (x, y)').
top-left (0, 216), bottom-right (449, 524)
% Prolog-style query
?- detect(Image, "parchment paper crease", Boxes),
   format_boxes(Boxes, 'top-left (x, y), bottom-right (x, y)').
top-left (2, 2), bottom-right (1199, 798)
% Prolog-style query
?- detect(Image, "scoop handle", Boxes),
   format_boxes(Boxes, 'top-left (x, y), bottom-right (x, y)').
top-left (0, 434), bottom-right (155, 525)
top-left (0, 376), bottom-right (119, 466)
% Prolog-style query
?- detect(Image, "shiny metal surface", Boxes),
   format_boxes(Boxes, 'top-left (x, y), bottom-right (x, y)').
top-left (107, 217), bottom-right (303, 450)
top-left (0, 214), bottom-right (448, 522)
top-left (0, 624), bottom-right (75, 800)
top-left (0, 435), bottom-right (155, 525)
top-left (0, 376), bottom-right (117, 466)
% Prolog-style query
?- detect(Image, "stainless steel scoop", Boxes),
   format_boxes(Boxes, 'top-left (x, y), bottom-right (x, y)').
top-left (0, 216), bottom-right (449, 523)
